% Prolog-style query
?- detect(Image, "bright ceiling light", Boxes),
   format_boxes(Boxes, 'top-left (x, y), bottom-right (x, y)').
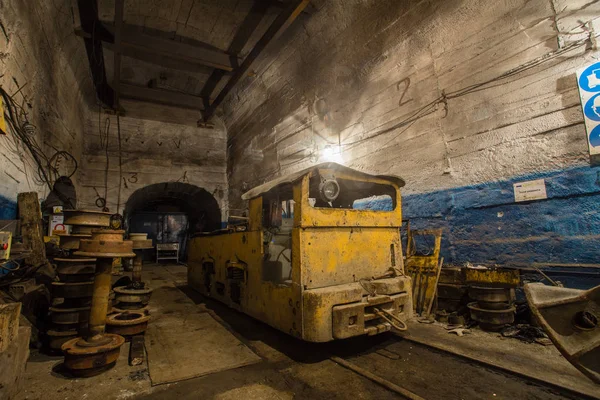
top-left (320, 145), bottom-right (343, 163)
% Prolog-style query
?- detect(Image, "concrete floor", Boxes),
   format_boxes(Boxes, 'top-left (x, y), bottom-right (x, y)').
top-left (18, 264), bottom-right (588, 400)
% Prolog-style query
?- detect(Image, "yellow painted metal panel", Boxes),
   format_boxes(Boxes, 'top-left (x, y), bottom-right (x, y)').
top-left (0, 96), bottom-right (6, 135)
top-left (405, 229), bottom-right (443, 316)
top-left (248, 197), bottom-right (262, 231)
top-left (299, 227), bottom-right (403, 289)
top-left (465, 268), bottom-right (520, 287)
top-left (188, 230), bottom-right (302, 337)
top-left (302, 283), bottom-right (363, 342)
top-left (189, 164), bottom-right (409, 342)
top-left (297, 175), bottom-right (403, 228)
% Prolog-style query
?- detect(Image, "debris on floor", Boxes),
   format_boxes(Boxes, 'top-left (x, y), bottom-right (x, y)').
top-left (500, 324), bottom-right (549, 344)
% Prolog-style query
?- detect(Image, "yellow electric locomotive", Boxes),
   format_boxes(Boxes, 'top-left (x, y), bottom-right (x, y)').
top-left (188, 162), bottom-right (412, 342)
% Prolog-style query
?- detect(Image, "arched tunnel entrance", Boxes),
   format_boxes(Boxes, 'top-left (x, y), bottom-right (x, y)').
top-left (124, 182), bottom-right (222, 260)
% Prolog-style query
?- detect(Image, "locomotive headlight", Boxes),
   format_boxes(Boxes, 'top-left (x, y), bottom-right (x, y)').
top-left (319, 179), bottom-right (340, 202)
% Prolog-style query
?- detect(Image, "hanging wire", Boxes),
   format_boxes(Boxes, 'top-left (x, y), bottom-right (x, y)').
top-left (116, 113), bottom-right (123, 212)
top-left (1, 86), bottom-right (78, 193)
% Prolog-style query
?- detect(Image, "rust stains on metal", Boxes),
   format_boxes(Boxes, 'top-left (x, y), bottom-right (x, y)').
top-left (106, 311), bottom-right (150, 337)
top-left (189, 163), bottom-right (411, 342)
top-left (526, 283), bottom-right (600, 384)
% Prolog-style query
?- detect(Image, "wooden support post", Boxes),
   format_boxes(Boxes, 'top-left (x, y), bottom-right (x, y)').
top-left (17, 192), bottom-right (47, 267)
top-left (0, 303), bottom-right (21, 352)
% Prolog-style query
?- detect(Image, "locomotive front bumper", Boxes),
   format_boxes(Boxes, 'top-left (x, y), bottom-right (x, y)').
top-left (302, 276), bottom-right (412, 342)
top-left (332, 292), bottom-right (410, 339)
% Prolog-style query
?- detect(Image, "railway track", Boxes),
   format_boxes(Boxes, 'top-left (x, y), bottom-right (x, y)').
top-left (327, 335), bottom-right (596, 400)
top-left (180, 281), bottom-right (596, 400)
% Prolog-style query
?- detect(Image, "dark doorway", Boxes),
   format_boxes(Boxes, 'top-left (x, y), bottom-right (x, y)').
top-left (124, 182), bottom-right (221, 260)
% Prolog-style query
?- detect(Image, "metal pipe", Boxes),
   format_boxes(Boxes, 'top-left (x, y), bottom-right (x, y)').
top-left (531, 265), bottom-right (562, 287)
top-left (132, 251), bottom-right (143, 282)
top-left (87, 258), bottom-right (112, 342)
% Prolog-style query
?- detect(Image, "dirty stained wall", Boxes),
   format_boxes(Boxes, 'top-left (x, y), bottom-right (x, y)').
top-left (224, 0), bottom-right (600, 266)
top-left (0, 0), bottom-right (91, 218)
top-left (78, 102), bottom-right (228, 221)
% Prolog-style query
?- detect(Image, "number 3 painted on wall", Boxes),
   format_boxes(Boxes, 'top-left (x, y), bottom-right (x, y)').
top-left (397, 77), bottom-right (412, 107)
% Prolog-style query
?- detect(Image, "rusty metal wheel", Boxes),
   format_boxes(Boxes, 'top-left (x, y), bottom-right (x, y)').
top-left (61, 334), bottom-right (125, 377)
top-left (106, 311), bottom-right (150, 338)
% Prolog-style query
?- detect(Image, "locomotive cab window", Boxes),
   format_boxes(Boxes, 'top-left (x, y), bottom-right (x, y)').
top-left (309, 173), bottom-right (397, 210)
top-left (261, 185), bottom-right (294, 285)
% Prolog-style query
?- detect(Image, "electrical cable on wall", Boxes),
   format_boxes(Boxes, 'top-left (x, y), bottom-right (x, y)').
top-left (341, 37), bottom-right (590, 151)
top-left (268, 34), bottom-right (591, 176)
top-left (97, 105), bottom-right (110, 210)
top-left (1, 86), bottom-right (78, 201)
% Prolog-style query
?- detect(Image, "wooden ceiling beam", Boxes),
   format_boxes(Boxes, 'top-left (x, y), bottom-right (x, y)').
top-left (200, 0), bottom-right (270, 108)
top-left (202, 0), bottom-right (310, 121)
top-left (76, 0), bottom-right (114, 109)
top-left (112, 0), bottom-right (124, 109)
top-left (119, 83), bottom-right (205, 111)
top-left (75, 23), bottom-right (243, 72)
top-left (255, 0), bottom-right (315, 14)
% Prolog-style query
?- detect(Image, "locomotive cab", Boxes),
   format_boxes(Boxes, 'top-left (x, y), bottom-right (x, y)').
top-left (188, 163), bottom-right (412, 342)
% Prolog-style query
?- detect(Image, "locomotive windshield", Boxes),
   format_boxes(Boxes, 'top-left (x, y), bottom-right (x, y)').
top-left (308, 174), bottom-right (397, 210)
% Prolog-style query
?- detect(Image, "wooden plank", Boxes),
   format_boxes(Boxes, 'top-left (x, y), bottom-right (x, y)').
top-left (17, 192), bottom-right (47, 268)
top-left (0, 326), bottom-right (30, 400)
top-left (0, 303), bottom-right (21, 352)
top-left (129, 335), bottom-right (145, 366)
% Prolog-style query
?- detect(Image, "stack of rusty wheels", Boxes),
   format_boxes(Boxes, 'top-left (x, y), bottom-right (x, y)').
top-left (467, 286), bottom-right (516, 331)
top-left (108, 233), bottom-right (153, 339)
top-left (56, 210), bottom-right (112, 254)
top-left (60, 229), bottom-right (135, 377)
top-left (47, 211), bottom-right (114, 353)
top-left (47, 258), bottom-right (96, 352)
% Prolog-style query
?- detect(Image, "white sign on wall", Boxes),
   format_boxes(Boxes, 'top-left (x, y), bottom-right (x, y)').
top-left (576, 61), bottom-right (600, 165)
top-left (513, 179), bottom-right (547, 202)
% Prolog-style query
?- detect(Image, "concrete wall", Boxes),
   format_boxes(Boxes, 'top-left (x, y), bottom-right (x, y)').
top-left (0, 0), bottom-right (91, 218)
top-left (223, 0), bottom-right (600, 267)
top-left (0, 0), bottom-right (228, 222)
top-left (78, 102), bottom-right (228, 221)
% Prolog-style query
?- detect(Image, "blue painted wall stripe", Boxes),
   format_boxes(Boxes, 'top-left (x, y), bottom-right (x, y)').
top-left (0, 195), bottom-right (17, 220)
top-left (402, 166), bottom-right (600, 266)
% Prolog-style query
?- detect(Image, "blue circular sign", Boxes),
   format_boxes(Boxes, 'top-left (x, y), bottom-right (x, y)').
top-left (584, 93), bottom-right (600, 121)
top-left (579, 62), bottom-right (600, 92)
top-left (590, 125), bottom-right (600, 147)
